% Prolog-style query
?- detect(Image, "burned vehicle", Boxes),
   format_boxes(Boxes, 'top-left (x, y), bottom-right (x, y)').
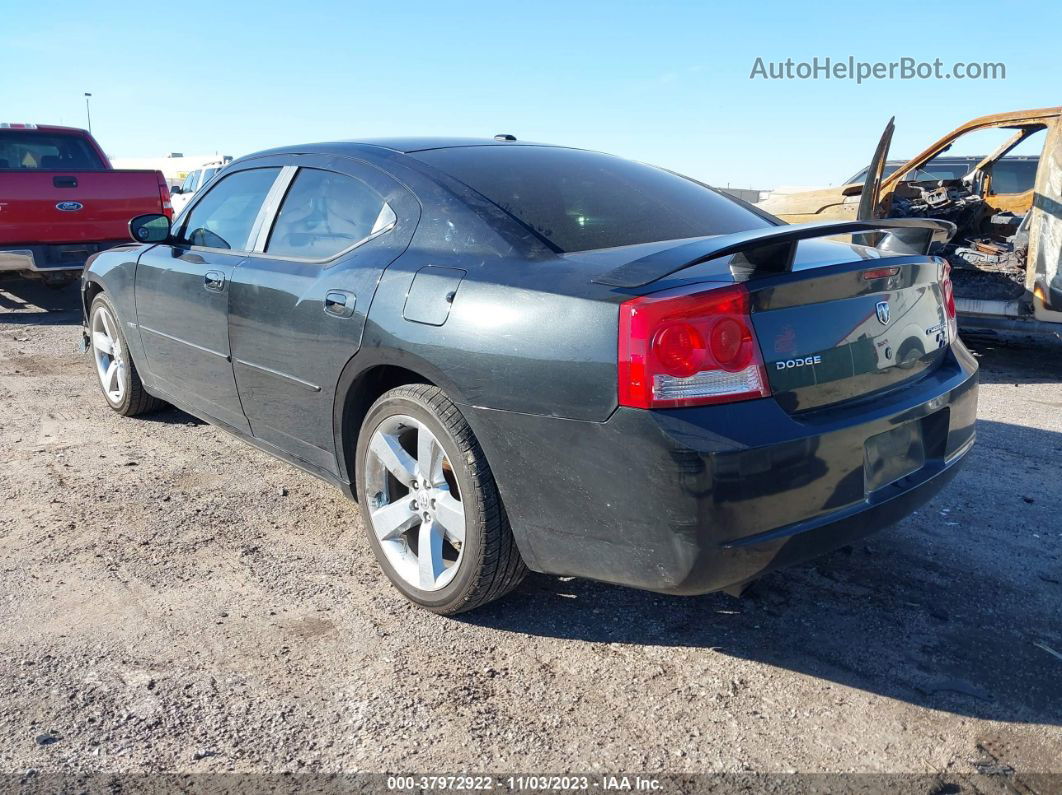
top-left (758, 108), bottom-right (1062, 337)
top-left (844, 155), bottom-right (1039, 191)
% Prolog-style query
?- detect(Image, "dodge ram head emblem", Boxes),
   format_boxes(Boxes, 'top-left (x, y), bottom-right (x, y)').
top-left (875, 300), bottom-right (891, 325)
top-left (55, 201), bottom-right (84, 212)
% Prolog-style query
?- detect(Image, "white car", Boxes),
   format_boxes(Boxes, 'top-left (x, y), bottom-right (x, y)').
top-left (170, 160), bottom-right (226, 215)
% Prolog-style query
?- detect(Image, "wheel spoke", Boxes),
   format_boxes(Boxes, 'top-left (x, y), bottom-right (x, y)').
top-left (433, 490), bottom-right (465, 545)
top-left (417, 427), bottom-right (440, 484)
top-left (371, 499), bottom-right (418, 541)
top-left (105, 361), bottom-right (119, 393)
top-left (369, 431), bottom-right (416, 487)
top-left (99, 310), bottom-right (115, 340)
top-left (92, 331), bottom-right (113, 356)
top-left (417, 519), bottom-right (445, 589)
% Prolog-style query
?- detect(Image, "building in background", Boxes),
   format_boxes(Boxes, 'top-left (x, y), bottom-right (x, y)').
top-left (110, 153), bottom-right (233, 191)
top-left (718, 187), bottom-right (769, 204)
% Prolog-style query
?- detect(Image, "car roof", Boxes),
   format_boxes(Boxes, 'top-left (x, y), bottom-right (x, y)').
top-left (241, 138), bottom-right (566, 162)
top-left (348, 137), bottom-right (552, 153)
top-left (0, 124), bottom-right (90, 135)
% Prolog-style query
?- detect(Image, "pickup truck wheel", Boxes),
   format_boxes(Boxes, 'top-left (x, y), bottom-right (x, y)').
top-left (356, 384), bottom-right (527, 614)
top-left (89, 293), bottom-right (164, 417)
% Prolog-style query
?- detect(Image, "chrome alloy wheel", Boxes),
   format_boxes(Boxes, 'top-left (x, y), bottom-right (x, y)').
top-left (364, 415), bottom-right (467, 591)
top-left (91, 305), bottom-right (126, 405)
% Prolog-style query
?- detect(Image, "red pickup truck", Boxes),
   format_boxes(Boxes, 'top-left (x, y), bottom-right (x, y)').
top-left (0, 123), bottom-right (172, 286)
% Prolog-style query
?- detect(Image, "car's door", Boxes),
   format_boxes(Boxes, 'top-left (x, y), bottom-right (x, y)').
top-left (134, 166), bottom-right (281, 432)
top-left (975, 130), bottom-right (1046, 218)
top-left (227, 155), bottom-right (420, 475)
top-left (1028, 117), bottom-right (1062, 318)
top-left (856, 116), bottom-right (894, 220)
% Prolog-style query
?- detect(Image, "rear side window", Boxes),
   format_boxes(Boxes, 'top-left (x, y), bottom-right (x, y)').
top-left (266, 168), bottom-right (393, 260)
top-left (181, 171), bottom-right (198, 193)
top-left (846, 164), bottom-right (902, 184)
top-left (178, 167), bottom-right (280, 250)
top-left (412, 146), bottom-right (773, 252)
top-left (907, 161), bottom-right (972, 181)
top-left (0, 131), bottom-right (104, 170)
top-left (990, 159), bottom-right (1039, 194)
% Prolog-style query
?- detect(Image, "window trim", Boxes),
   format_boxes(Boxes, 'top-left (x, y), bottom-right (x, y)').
top-left (248, 165), bottom-right (298, 251)
top-left (247, 165), bottom-right (398, 265)
top-left (173, 166), bottom-right (285, 255)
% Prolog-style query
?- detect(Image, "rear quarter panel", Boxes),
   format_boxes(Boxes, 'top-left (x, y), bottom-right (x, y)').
top-left (360, 258), bottom-right (620, 421)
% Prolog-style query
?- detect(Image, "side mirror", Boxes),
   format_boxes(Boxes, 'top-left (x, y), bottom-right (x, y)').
top-left (841, 183), bottom-right (863, 197)
top-left (170, 185), bottom-right (183, 195)
top-left (130, 213), bottom-right (172, 244)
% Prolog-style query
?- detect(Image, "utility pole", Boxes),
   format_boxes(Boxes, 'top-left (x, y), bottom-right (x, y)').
top-left (84, 93), bottom-right (92, 133)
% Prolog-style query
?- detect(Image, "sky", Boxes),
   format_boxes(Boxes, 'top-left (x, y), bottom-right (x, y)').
top-left (2, 0), bottom-right (1058, 189)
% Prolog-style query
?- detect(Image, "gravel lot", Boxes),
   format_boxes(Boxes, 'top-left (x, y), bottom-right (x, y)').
top-left (1, 280), bottom-right (1060, 777)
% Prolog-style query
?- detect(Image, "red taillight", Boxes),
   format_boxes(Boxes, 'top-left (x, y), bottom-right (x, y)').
top-left (618, 283), bottom-right (771, 409)
top-left (157, 171), bottom-right (173, 219)
top-left (655, 323), bottom-right (704, 377)
top-left (940, 260), bottom-right (957, 339)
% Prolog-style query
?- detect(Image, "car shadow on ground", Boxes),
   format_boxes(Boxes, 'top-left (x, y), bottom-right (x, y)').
top-left (460, 416), bottom-right (1062, 727)
top-left (0, 279), bottom-right (82, 324)
top-left (963, 331), bottom-right (1062, 385)
top-left (138, 407), bottom-right (207, 426)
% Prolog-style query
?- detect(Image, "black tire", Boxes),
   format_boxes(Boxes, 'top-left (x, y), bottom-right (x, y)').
top-left (88, 293), bottom-right (165, 417)
top-left (355, 384), bottom-right (527, 614)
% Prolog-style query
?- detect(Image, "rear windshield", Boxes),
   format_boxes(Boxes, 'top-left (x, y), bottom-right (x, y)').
top-left (0, 131), bottom-right (105, 170)
top-left (412, 146), bottom-right (773, 252)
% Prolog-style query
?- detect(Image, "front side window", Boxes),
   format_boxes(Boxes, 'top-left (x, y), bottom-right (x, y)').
top-left (178, 167), bottom-right (280, 250)
top-left (266, 168), bottom-right (393, 259)
top-left (412, 146), bottom-right (773, 253)
top-left (181, 171), bottom-right (198, 193)
top-left (0, 131), bottom-right (105, 170)
top-left (899, 125), bottom-right (1046, 187)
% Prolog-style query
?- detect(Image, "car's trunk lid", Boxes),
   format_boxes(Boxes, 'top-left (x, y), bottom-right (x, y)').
top-left (745, 239), bottom-right (951, 413)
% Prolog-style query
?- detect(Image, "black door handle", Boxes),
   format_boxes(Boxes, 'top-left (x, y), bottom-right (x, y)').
top-left (53, 176), bottom-right (77, 188)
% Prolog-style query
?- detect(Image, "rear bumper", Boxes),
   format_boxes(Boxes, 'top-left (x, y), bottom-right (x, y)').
top-left (0, 242), bottom-right (124, 276)
top-left (463, 343), bottom-right (978, 595)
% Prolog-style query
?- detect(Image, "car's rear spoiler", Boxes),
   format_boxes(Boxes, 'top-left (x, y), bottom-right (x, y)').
top-left (592, 218), bottom-right (957, 288)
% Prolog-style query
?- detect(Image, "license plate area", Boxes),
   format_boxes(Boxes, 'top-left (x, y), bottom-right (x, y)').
top-left (864, 420), bottom-right (926, 493)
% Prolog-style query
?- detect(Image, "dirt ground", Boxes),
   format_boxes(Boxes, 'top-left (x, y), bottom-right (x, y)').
top-left (1, 280), bottom-right (1060, 778)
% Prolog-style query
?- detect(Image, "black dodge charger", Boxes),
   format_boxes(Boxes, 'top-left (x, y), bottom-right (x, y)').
top-left (81, 137), bottom-right (977, 614)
